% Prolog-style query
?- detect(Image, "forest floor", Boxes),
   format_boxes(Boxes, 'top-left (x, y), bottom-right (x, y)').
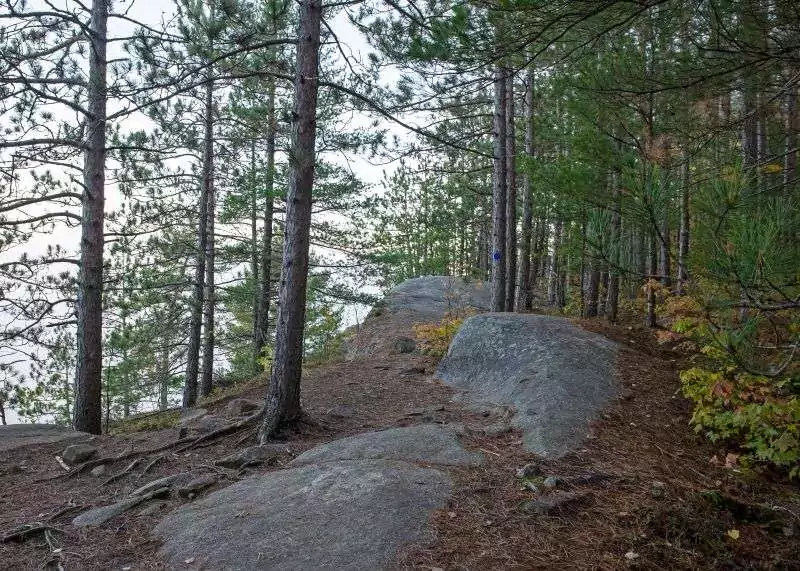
top-left (1, 309), bottom-right (799, 570)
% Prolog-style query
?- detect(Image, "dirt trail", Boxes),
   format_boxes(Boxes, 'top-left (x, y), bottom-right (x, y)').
top-left (1, 300), bottom-right (798, 569)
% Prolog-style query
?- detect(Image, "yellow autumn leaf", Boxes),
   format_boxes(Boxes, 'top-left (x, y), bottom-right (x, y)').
top-left (727, 529), bottom-right (740, 540)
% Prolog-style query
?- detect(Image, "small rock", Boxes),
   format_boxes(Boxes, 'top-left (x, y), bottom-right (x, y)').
top-left (650, 481), bottom-right (666, 499)
top-left (225, 398), bottom-right (260, 417)
top-left (516, 463), bottom-right (542, 479)
top-left (479, 423), bottom-right (513, 437)
top-left (131, 473), bottom-right (190, 497)
top-left (138, 501), bottom-right (167, 516)
top-left (522, 481), bottom-right (539, 493)
top-left (392, 336), bottom-right (416, 354)
top-left (400, 366), bottom-right (426, 375)
top-left (185, 415), bottom-right (227, 435)
top-left (543, 476), bottom-right (560, 489)
top-left (62, 443), bottom-right (97, 465)
top-left (90, 464), bottom-right (107, 477)
top-left (326, 404), bottom-right (355, 419)
top-left (519, 492), bottom-right (587, 516)
top-left (624, 551), bottom-right (639, 561)
top-left (178, 475), bottom-right (217, 498)
top-left (782, 526), bottom-right (794, 538)
top-left (215, 446), bottom-right (282, 469)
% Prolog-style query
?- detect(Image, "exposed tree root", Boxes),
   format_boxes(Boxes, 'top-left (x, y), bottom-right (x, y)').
top-left (101, 458), bottom-right (143, 486)
top-left (1, 524), bottom-right (66, 543)
top-left (38, 408), bottom-right (266, 483)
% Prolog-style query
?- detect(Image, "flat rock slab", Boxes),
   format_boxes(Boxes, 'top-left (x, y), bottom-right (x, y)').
top-left (289, 424), bottom-right (483, 468)
top-left (437, 314), bottom-right (619, 457)
top-left (385, 276), bottom-right (490, 319)
top-left (154, 460), bottom-right (451, 571)
top-left (0, 424), bottom-right (89, 452)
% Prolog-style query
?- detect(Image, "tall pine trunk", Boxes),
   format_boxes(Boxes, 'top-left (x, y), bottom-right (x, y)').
top-left (260, 0), bottom-right (322, 442)
top-left (785, 68), bottom-right (797, 189)
top-left (607, 169), bottom-right (621, 321)
top-left (659, 165), bottom-right (671, 288)
top-left (504, 71), bottom-right (517, 311)
top-left (490, 67), bottom-right (507, 312)
top-left (517, 64), bottom-right (534, 311)
top-left (74, 0), bottom-right (107, 434)
top-left (250, 138), bottom-right (260, 374)
top-left (677, 152), bottom-right (691, 294)
top-left (183, 73), bottom-right (212, 408)
top-left (255, 77), bottom-right (277, 368)
top-left (200, 99), bottom-right (216, 398)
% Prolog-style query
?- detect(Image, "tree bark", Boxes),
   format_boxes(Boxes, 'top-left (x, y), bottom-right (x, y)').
top-left (250, 138), bottom-right (260, 373)
top-left (255, 76), bottom-right (277, 369)
top-left (607, 169), bottom-right (621, 321)
top-left (585, 263), bottom-right (600, 317)
top-left (260, 0), bottom-right (322, 442)
top-left (200, 114), bottom-right (216, 398)
top-left (646, 232), bottom-right (658, 327)
top-left (183, 73), bottom-right (212, 409)
top-left (517, 64), bottom-right (534, 311)
top-left (659, 165), bottom-right (671, 288)
top-left (74, 0), bottom-right (107, 435)
top-left (548, 219), bottom-right (561, 306)
top-left (677, 152), bottom-right (691, 294)
top-left (504, 71), bottom-right (517, 312)
top-left (490, 66), bottom-right (507, 312)
top-left (785, 68), bottom-right (797, 189)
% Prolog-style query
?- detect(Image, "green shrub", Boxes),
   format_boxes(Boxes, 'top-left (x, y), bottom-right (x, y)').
top-left (412, 313), bottom-right (466, 358)
top-left (681, 367), bottom-right (799, 477)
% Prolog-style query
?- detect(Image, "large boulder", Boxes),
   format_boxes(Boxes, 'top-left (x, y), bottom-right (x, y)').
top-left (437, 314), bottom-right (619, 457)
top-left (154, 460), bottom-right (451, 570)
top-left (385, 276), bottom-right (490, 319)
top-left (289, 424), bottom-right (483, 468)
top-left (0, 424), bottom-right (89, 452)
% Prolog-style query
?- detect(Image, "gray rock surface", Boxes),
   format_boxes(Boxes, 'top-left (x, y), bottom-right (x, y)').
top-left (519, 492), bottom-right (588, 515)
top-left (437, 314), bottom-right (619, 457)
top-left (177, 474), bottom-right (217, 498)
top-left (225, 398), bottom-right (260, 417)
top-left (154, 460), bottom-right (451, 570)
top-left (289, 424), bottom-right (483, 468)
top-left (386, 276), bottom-right (490, 319)
top-left (61, 443), bottom-right (98, 465)
top-left (0, 424), bottom-right (88, 452)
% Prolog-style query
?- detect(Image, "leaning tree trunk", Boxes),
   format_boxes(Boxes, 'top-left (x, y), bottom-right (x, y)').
top-left (490, 66), bottom-right (508, 312)
top-left (255, 76), bottom-right (277, 370)
top-left (183, 73), bottom-right (212, 409)
top-left (517, 64), bottom-right (535, 311)
top-left (74, 0), bottom-right (107, 435)
top-left (260, 0), bottom-right (322, 442)
top-left (504, 71), bottom-right (517, 312)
